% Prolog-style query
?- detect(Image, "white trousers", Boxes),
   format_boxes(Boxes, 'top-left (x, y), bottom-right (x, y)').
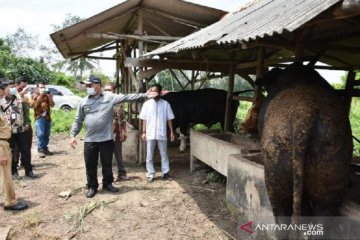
top-left (146, 140), bottom-right (170, 178)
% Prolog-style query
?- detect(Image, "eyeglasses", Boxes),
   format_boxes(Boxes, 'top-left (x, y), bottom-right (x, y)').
top-left (104, 89), bottom-right (112, 92)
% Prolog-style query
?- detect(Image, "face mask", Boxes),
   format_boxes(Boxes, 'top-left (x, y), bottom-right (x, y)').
top-left (87, 87), bottom-right (96, 96)
top-left (9, 87), bottom-right (17, 96)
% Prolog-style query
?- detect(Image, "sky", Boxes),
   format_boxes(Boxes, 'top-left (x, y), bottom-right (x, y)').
top-left (0, 0), bottom-right (344, 83)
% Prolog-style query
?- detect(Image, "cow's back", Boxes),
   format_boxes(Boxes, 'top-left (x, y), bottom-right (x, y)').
top-left (162, 88), bottom-right (233, 129)
top-left (259, 64), bottom-right (353, 219)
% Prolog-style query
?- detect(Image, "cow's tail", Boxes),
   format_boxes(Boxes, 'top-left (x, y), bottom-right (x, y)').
top-left (290, 113), bottom-right (314, 239)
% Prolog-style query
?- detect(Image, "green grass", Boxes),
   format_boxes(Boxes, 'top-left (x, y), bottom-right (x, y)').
top-left (30, 109), bottom-right (84, 135)
top-left (350, 99), bottom-right (360, 156)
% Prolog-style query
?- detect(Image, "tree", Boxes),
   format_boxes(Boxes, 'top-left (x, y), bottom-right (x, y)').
top-left (0, 37), bottom-right (53, 83)
top-left (5, 28), bottom-right (39, 57)
top-left (44, 13), bottom-right (99, 81)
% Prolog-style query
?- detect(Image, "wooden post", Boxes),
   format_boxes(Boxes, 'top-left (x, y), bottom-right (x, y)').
top-left (137, 9), bottom-right (146, 164)
top-left (294, 29), bottom-right (306, 63)
top-left (254, 46), bottom-right (265, 101)
top-left (115, 41), bottom-right (120, 94)
top-left (345, 70), bottom-right (355, 116)
top-left (224, 64), bottom-right (235, 132)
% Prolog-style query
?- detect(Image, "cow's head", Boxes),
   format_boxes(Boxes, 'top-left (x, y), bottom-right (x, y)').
top-left (255, 68), bottom-right (284, 94)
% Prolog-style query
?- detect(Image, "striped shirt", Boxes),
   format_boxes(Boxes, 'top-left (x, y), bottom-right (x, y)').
top-left (70, 92), bottom-right (146, 142)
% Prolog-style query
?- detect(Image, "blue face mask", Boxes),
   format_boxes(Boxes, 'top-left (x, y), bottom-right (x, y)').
top-left (9, 87), bottom-right (17, 96)
top-left (87, 87), bottom-right (95, 96)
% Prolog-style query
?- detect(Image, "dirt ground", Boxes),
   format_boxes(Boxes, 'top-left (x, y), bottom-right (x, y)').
top-left (0, 134), bottom-right (240, 240)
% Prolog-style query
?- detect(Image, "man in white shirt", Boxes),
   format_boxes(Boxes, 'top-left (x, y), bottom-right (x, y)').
top-left (139, 84), bottom-right (175, 183)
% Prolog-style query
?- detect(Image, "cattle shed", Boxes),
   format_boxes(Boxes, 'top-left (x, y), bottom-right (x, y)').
top-left (142, 0), bottom-right (360, 132)
top-left (50, 0), bottom-right (226, 162)
top-left (138, 0), bottom-right (360, 235)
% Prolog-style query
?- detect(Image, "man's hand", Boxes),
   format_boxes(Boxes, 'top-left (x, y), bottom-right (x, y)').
top-left (0, 155), bottom-right (8, 166)
top-left (19, 86), bottom-right (29, 96)
top-left (170, 132), bottom-right (175, 142)
top-left (70, 137), bottom-right (77, 149)
top-left (141, 133), bottom-right (146, 142)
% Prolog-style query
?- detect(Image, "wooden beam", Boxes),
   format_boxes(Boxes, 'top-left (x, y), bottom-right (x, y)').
top-left (169, 69), bottom-right (184, 89)
top-left (232, 96), bottom-right (253, 102)
top-left (224, 64), bottom-right (235, 132)
top-left (307, 49), bottom-right (326, 67)
top-left (63, 7), bottom-right (139, 43)
top-left (239, 74), bottom-right (255, 88)
top-left (295, 29), bottom-right (306, 62)
top-left (270, 63), bottom-right (358, 71)
top-left (68, 44), bottom-right (117, 57)
top-left (115, 41), bottom-right (120, 93)
top-left (144, 18), bottom-right (171, 36)
top-left (71, 56), bottom-right (116, 61)
top-left (142, 7), bottom-right (205, 28)
top-left (128, 68), bottom-right (140, 92)
top-left (87, 32), bottom-right (181, 42)
top-left (247, 38), bottom-right (360, 54)
top-left (345, 70), bottom-right (356, 115)
top-left (179, 70), bottom-right (191, 84)
top-left (125, 58), bottom-right (235, 73)
top-left (138, 68), bottom-right (164, 80)
top-left (254, 47), bottom-right (265, 101)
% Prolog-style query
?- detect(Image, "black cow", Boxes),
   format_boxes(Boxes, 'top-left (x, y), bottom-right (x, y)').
top-left (256, 63), bottom-right (353, 239)
top-left (161, 88), bottom-right (242, 151)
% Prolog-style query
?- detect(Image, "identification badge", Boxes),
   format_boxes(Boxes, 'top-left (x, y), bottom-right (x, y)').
top-left (11, 113), bottom-right (16, 120)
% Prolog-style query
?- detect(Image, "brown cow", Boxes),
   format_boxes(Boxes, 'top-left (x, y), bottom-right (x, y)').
top-left (256, 63), bottom-right (353, 239)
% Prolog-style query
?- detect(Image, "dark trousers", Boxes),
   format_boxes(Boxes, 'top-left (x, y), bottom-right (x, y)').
top-left (84, 140), bottom-right (114, 189)
top-left (114, 141), bottom-right (126, 176)
top-left (14, 127), bottom-right (33, 167)
top-left (10, 130), bottom-right (32, 174)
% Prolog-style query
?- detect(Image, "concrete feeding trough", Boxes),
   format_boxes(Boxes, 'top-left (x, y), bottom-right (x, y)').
top-left (190, 129), bottom-right (260, 176)
top-left (226, 153), bottom-right (274, 224)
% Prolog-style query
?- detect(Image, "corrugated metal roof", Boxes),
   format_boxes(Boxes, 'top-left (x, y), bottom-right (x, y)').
top-left (50, 0), bottom-right (226, 59)
top-left (148, 0), bottom-right (342, 55)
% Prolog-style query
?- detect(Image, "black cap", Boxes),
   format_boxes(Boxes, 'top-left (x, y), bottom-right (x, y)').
top-left (80, 75), bottom-right (101, 85)
top-left (0, 79), bottom-right (11, 90)
top-left (16, 77), bottom-right (28, 84)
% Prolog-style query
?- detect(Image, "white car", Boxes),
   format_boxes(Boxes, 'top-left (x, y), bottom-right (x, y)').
top-left (26, 85), bottom-right (83, 111)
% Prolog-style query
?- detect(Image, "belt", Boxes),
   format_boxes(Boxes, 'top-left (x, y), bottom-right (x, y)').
top-left (0, 138), bottom-right (10, 141)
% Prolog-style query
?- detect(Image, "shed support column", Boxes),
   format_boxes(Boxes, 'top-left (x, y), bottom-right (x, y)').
top-left (254, 47), bottom-right (265, 101)
top-left (224, 64), bottom-right (235, 132)
top-left (345, 70), bottom-right (355, 116)
top-left (294, 29), bottom-right (307, 63)
top-left (137, 9), bottom-right (146, 164)
top-left (115, 41), bottom-right (120, 93)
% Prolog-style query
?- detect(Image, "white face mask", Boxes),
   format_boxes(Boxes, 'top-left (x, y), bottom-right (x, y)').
top-left (87, 87), bottom-right (96, 96)
top-left (9, 87), bottom-right (17, 96)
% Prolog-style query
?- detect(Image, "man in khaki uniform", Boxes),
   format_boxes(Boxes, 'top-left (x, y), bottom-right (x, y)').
top-left (0, 81), bottom-right (28, 211)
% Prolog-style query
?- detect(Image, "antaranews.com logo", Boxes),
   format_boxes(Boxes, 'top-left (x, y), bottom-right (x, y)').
top-left (240, 221), bottom-right (324, 237)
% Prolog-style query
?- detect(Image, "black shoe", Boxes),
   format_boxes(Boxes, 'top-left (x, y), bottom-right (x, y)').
top-left (116, 175), bottom-right (129, 182)
top-left (38, 150), bottom-right (46, 158)
top-left (12, 172), bottom-right (20, 180)
top-left (44, 149), bottom-right (53, 156)
top-left (147, 177), bottom-right (154, 183)
top-left (25, 171), bottom-right (37, 179)
top-left (85, 188), bottom-right (97, 198)
top-left (103, 184), bottom-right (118, 193)
top-left (4, 201), bottom-right (28, 211)
top-left (162, 173), bottom-right (173, 181)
